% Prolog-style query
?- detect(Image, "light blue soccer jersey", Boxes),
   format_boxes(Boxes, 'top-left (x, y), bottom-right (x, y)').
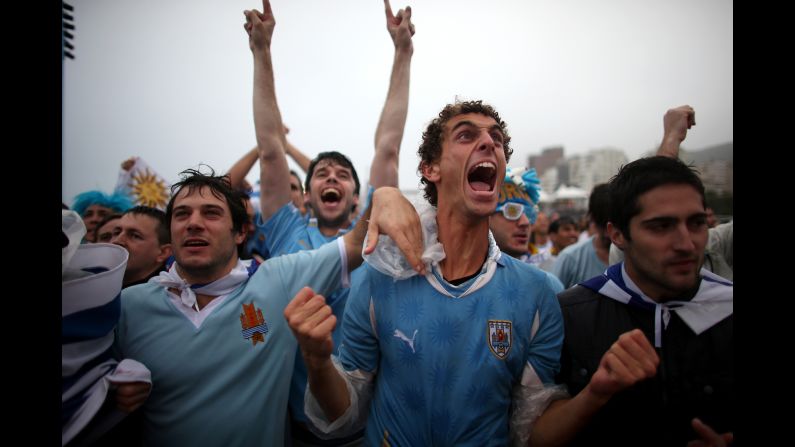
top-left (552, 235), bottom-right (607, 288)
top-left (262, 186), bottom-right (373, 425)
top-left (243, 210), bottom-right (280, 260)
top-left (115, 241), bottom-right (343, 446)
top-left (337, 251), bottom-right (564, 446)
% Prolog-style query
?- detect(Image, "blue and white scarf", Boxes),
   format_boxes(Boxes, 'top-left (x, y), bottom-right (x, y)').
top-left (580, 262), bottom-right (733, 348)
top-left (151, 260), bottom-right (259, 310)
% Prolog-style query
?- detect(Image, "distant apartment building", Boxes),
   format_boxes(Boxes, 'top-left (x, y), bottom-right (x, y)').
top-left (528, 142), bottom-right (731, 201)
top-left (540, 166), bottom-right (558, 194)
top-left (567, 148), bottom-right (628, 193)
top-left (527, 146), bottom-right (564, 177)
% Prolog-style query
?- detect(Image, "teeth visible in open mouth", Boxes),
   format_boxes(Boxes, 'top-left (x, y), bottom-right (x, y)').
top-left (473, 162), bottom-right (496, 171)
top-left (185, 241), bottom-right (207, 247)
top-left (468, 161), bottom-right (497, 191)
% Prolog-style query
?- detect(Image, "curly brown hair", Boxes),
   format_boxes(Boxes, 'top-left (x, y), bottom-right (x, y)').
top-left (417, 100), bottom-right (512, 206)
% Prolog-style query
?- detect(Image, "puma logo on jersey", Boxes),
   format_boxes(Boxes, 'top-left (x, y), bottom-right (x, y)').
top-left (393, 328), bottom-right (418, 353)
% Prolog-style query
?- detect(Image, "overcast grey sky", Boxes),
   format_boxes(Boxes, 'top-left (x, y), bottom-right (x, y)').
top-left (62, 0), bottom-right (732, 203)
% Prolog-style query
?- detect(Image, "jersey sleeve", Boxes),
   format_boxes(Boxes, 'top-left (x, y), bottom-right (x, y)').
top-left (337, 264), bottom-right (381, 374)
top-left (261, 203), bottom-right (306, 256)
top-left (270, 239), bottom-right (345, 303)
top-left (525, 281), bottom-right (564, 386)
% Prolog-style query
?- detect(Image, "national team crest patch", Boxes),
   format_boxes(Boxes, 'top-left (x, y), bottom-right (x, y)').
top-left (488, 320), bottom-right (512, 359)
top-left (240, 302), bottom-right (269, 346)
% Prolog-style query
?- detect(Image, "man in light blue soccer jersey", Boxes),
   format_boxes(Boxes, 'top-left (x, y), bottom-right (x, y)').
top-left (286, 100), bottom-right (565, 446)
top-left (114, 167), bottom-right (424, 446)
top-left (246, 0), bottom-right (416, 443)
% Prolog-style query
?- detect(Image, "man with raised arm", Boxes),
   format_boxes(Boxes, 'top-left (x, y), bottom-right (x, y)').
top-left (609, 105), bottom-right (733, 280)
top-left (286, 100), bottom-right (564, 446)
top-left (245, 0), bottom-right (415, 443)
top-left (530, 156), bottom-right (733, 446)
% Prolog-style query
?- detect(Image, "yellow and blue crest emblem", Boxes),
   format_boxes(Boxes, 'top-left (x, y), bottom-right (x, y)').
top-left (487, 320), bottom-right (512, 359)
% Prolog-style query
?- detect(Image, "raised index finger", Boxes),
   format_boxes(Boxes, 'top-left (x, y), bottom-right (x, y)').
top-left (384, 0), bottom-right (395, 21)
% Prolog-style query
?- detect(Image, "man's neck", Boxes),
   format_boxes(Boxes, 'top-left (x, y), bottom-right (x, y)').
top-left (534, 233), bottom-right (549, 246)
top-left (176, 260), bottom-right (237, 287)
top-left (318, 224), bottom-right (344, 237)
top-left (317, 216), bottom-right (352, 237)
top-left (623, 261), bottom-right (700, 303)
top-left (435, 208), bottom-right (491, 282)
top-left (592, 232), bottom-right (611, 264)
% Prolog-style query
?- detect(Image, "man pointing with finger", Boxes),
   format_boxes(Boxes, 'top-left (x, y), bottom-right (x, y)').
top-left (246, 0), bottom-right (416, 444)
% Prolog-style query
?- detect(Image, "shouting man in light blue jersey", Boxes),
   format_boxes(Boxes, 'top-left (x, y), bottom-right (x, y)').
top-left (286, 100), bottom-right (565, 446)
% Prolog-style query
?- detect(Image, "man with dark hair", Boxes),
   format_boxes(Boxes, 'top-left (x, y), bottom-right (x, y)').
top-left (609, 104), bottom-right (733, 280)
top-left (94, 213), bottom-right (122, 243)
top-left (110, 206), bottom-right (172, 288)
top-left (552, 183), bottom-right (611, 288)
top-left (246, 0), bottom-right (416, 443)
top-left (287, 99), bottom-right (564, 446)
top-left (113, 166), bottom-right (422, 446)
top-left (303, 150), bottom-right (362, 219)
top-left (538, 215), bottom-right (579, 272)
top-left (530, 156), bottom-right (733, 446)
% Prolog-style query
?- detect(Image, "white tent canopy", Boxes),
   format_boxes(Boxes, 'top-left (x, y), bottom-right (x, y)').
top-left (538, 189), bottom-right (553, 203)
top-left (554, 185), bottom-right (589, 200)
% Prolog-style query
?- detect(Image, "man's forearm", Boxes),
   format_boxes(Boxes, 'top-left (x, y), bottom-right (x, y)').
top-left (306, 357), bottom-right (352, 422)
top-left (657, 136), bottom-right (681, 158)
top-left (253, 49), bottom-right (287, 161)
top-left (371, 48), bottom-right (412, 188)
top-left (529, 384), bottom-right (610, 446)
top-left (252, 47), bottom-right (292, 218)
top-left (286, 140), bottom-right (312, 173)
top-left (342, 206), bottom-right (372, 272)
top-left (227, 147), bottom-right (259, 190)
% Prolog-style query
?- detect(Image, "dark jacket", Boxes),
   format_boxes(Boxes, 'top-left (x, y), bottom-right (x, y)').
top-left (556, 285), bottom-right (733, 446)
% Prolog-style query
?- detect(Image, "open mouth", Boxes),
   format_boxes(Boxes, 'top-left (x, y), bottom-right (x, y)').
top-left (184, 239), bottom-right (209, 248)
top-left (467, 161), bottom-right (497, 192)
top-left (320, 188), bottom-right (342, 205)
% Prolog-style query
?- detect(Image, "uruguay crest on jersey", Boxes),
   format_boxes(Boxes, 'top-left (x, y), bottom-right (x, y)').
top-left (240, 302), bottom-right (269, 346)
top-left (488, 320), bottom-right (512, 359)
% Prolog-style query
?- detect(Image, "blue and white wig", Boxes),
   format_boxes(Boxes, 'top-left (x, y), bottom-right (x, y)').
top-left (71, 190), bottom-right (134, 216)
top-left (497, 167), bottom-right (542, 224)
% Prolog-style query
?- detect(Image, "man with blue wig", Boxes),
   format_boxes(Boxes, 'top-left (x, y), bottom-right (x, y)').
top-left (71, 191), bottom-right (134, 243)
top-left (489, 167), bottom-right (565, 292)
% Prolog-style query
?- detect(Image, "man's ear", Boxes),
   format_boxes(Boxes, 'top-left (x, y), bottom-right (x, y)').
top-left (234, 230), bottom-right (246, 246)
top-left (350, 193), bottom-right (360, 214)
top-left (606, 222), bottom-right (627, 250)
top-left (420, 161), bottom-right (441, 183)
top-left (157, 244), bottom-right (173, 264)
